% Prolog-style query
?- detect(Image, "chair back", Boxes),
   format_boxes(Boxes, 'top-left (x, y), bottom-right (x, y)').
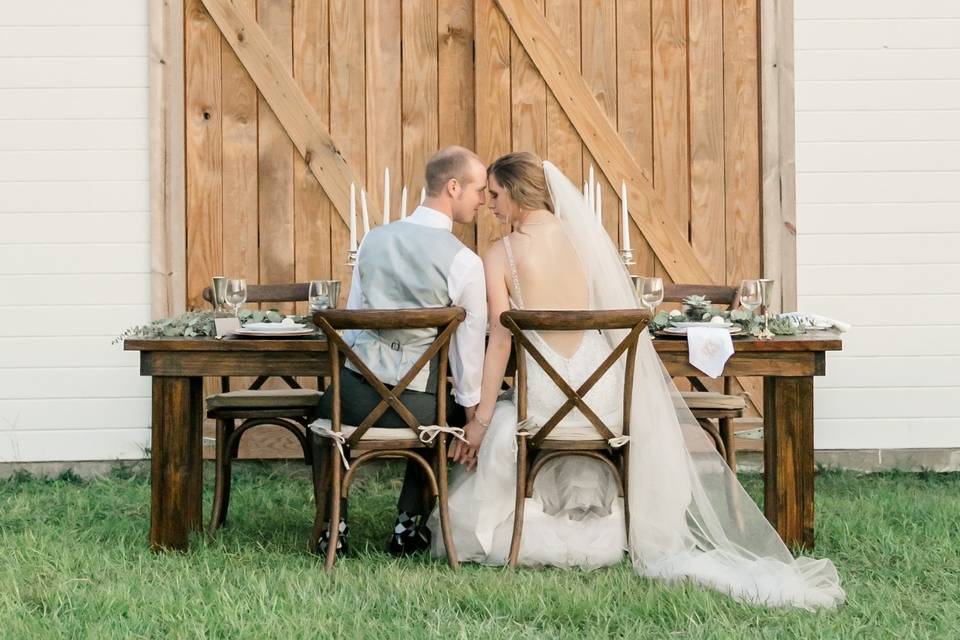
top-left (313, 308), bottom-right (465, 447)
top-left (500, 309), bottom-right (650, 448)
top-left (662, 283), bottom-right (738, 308)
top-left (201, 282), bottom-right (313, 392)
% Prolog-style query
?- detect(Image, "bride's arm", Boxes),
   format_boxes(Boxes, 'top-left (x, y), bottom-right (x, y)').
top-left (452, 241), bottom-right (512, 469)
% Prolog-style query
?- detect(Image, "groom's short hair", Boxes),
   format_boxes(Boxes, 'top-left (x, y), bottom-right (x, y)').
top-left (425, 146), bottom-right (482, 197)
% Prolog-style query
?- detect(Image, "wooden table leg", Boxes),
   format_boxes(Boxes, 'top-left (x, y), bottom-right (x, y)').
top-left (150, 376), bottom-right (204, 551)
top-left (763, 375), bottom-right (815, 550)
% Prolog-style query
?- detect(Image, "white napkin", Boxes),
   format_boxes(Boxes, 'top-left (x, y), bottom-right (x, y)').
top-left (686, 326), bottom-right (735, 378)
top-left (778, 312), bottom-right (851, 333)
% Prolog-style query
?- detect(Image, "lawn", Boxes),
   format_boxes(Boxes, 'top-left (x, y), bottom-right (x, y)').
top-left (1, 462), bottom-right (958, 639)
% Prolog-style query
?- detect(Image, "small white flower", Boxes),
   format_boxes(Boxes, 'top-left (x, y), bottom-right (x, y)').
top-left (669, 309), bottom-right (682, 317)
top-left (710, 315), bottom-right (726, 324)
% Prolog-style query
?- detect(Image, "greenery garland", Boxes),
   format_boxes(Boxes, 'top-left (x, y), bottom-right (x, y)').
top-left (113, 309), bottom-right (313, 344)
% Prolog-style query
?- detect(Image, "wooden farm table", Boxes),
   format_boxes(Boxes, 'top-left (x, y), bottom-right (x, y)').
top-left (126, 331), bottom-right (841, 552)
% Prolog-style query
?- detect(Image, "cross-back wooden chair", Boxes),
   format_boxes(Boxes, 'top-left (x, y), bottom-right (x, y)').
top-left (663, 283), bottom-right (746, 470)
top-left (201, 282), bottom-right (323, 535)
top-left (500, 309), bottom-right (650, 569)
top-left (309, 307), bottom-right (465, 571)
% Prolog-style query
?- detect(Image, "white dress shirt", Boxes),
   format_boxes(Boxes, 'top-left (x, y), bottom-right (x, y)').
top-left (345, 206), bottom-right (487, 407)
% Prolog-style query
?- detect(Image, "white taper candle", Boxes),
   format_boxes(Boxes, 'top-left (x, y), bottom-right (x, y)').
top-left (420, 186), bottom-right (426, 205)
top-left (595, 181), bottom-right (602, 224)
top-left (349, 182), bottom-right (357, 252)
top-left (399, 186), bottom-right (408, 220)
top-left (621, 180), bottom-right (631, 251)
top-left (360, 189), bottom-right (370, 235)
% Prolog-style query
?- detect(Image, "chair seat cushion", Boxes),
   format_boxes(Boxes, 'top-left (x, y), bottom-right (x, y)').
top-left (206, 389), bottom-right (322, 411)
top-left (309, 418), bottom-right (420, 443)
top-left (680, 391), bottom-right (746, 411)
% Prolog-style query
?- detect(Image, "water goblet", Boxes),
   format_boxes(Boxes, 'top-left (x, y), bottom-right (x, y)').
top-left (635, 276), bottom-right (664, 313)
top-left (739, 279), bottom-right (762, 317)
top-left (225, 278), bottom-right (247, 316)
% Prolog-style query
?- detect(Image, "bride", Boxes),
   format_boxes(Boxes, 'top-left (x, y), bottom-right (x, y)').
top-left (429, 152), bottom-right (844, 610)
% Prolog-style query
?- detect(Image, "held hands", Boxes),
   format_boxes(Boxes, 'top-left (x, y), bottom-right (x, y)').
top-left (450, 417), bottom-right (488, 472)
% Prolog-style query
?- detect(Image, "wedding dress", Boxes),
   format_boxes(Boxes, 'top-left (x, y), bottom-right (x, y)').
top-left (431, 162), bottom-right (844, 610)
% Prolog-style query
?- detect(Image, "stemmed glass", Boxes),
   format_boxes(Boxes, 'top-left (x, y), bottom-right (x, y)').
top-left (225, 278), bottom-right (247, 317)
top-left (636, 276), bottom-right (664, 313)
top-left (739, 279), bottom-right (762, 318)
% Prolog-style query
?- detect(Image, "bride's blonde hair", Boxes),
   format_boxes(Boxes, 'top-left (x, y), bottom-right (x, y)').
top-left (487, 152), bottom-right (554, 214)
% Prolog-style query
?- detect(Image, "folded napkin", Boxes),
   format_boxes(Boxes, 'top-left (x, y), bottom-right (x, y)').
top-left (779, 312), bottom-right (851, 333)
top-left (686, 326), bottom-right (735, 379)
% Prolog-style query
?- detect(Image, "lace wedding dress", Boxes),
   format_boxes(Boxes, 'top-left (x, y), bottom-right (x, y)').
top-left (431, 162), bottom-right (845, 610)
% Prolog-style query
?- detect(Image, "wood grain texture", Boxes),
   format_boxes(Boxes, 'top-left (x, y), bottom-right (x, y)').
top-left (688, 0), bottom-right (726, 279)
top-left (367, 0), bottom-right (402, 229)
top-left (544, 0), bottom-right (581, 184)
top-left (438, 0), bottom-right (477, 247)
top-left (185, 0), bottom-right (222, 310)
top-left (651, 0), bottom-right (689, 285)
top-left (256, 0), bottom-right (295, 314)
top-left (494, 0), bottom-right (714, 284)
top-left (329, 0), bottom-right (366, 304)
top-left (511, 0), bottom-right (546, 157)
top-left (580, 0), bottom-right (618, 241)
top-left (615, 0), bottom-right (655, 277)
top-left (149, 0), bottom-right (186, 319)
top-left (221, 0), bottom-right (258, 286)
top-left (723, 0), bottom-right (761, 287)
top-left (402, 0), bottom-right (440, 222)
top-left (475, 0), bottom-right (512, 254)
top-left (293, 0), bottom-right (332, 316)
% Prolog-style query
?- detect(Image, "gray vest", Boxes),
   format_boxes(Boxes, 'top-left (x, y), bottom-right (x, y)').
top-left (347, 220), bottom-right (464, 392)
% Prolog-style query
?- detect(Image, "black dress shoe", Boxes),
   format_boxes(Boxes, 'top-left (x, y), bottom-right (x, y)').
top-left (316, 519), bottom-right (349, 557)
top-left (387, 512), bottom-right (431, 556)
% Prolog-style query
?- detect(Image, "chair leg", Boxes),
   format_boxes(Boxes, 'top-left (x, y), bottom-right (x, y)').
top-left (719, 417), bottom-right (737, 472)
top-left (208, 419), bottom-right (234, 535)
top-left (621, 446), bottom-right (630, 539)
top-left (697, 418), bottom-right (727, 461)
top-left (507, 435), bottom-right (528, 569)
top-left (324, 445), bottom-right (343, 572)
top-left (434, 435), bottom-right (460, 570)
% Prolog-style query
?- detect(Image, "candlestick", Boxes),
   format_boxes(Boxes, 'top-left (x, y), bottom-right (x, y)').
top-left (360, 189), bottom-right (370, 235)
top-left (399, 185), bottom-right (408, 220)
top-left (621, 180), bottom-right (631, 252)
top-left (383, 167), bottom-right (390, 224)
top-left (348, 182), bottom-right (357, 252)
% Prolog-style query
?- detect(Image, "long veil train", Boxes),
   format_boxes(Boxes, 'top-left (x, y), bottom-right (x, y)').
top-left (541, 161), bottom-right (843, 610)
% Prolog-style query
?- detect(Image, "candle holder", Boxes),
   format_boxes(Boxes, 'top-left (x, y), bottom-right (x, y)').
top-left (620, 249), bottom-right (636, 266)
top-left (346, 249), bottom-right (358, 267)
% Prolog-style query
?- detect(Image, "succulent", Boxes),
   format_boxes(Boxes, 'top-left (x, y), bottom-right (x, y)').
top-left (682, 294), bottom-right (710, 308)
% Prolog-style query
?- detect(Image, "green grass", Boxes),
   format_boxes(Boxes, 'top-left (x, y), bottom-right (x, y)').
top-left (1, 463), bottom-right (958, 639)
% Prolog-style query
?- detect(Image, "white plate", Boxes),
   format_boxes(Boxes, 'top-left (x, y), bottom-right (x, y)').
top-left (241, 322), bottom-right (305, 331)
top-left (670, 321), bottom-right (735, 329)
top-left (231, 327), bottom-right (315, 337)
top-left (662, 325), bottom-right (743, 336)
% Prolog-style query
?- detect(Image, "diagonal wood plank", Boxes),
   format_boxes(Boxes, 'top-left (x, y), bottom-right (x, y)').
top-left (495, 0), bottom-right (714, 285)
top-left (200, 0), bottom-right (379, 227)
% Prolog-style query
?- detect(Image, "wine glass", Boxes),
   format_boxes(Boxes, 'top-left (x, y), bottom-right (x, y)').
top-left (309, 280), bottom-right (333, 312)
top-left (636, 276), bottom-right (664, 312)
top-left (739, 279), bottom-right (762, 316)
top-left (225, 278), bottom-right (247, 316)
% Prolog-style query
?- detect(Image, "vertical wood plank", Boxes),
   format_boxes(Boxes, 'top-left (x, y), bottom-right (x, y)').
top-left (184, 0), bottom-right (222, 310)
top-left (615, 0), bottom-right (655, 277)
top-left (256, 0), bottom-right (295, 313)
top-left (651, 0), bottom-right (690, 284)
top-left (294, 0), bottom-right (331, 317)
top-left (724, 0), bottom-right (761, 287)
top-left (221, 0), bottom-right (258, 286)
top-left (402, 0), bottom-right (440, 223)
top-left (367, 0), bottom-right (403, 228)
top-left (688, 0), bottom-right (726, 280)
top-left (581, 0), bottom-right (618, 242)
top-left (475, 0), bottom-right (511, 254)
top-left (329, 0), bottom-right (366, 302)
top-left (511, 0), bottom-right (546, 157)
top-left (544, 0), bottom-right (581, 185)
top-left (149, 0), bottom-right (186, 319)
top-left (438, 0), bottom-right (477, 248)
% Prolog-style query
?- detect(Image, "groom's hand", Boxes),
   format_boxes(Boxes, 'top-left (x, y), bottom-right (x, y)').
top-left (452, 418), bottom-right (486, 471)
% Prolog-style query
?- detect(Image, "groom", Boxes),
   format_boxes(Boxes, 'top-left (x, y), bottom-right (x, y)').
top-left (314, 146), bottom-right (488, 556)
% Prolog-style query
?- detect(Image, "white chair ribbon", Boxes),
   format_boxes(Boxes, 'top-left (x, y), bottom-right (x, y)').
top-left (608, 435), bottom-right (630, 448)
top-left (309, 420), bottom-right (350, 469)
top-left (418, 425), bottom-right (469, 445)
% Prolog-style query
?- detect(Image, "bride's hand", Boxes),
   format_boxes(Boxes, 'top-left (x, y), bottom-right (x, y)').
top-left (452, 419), bottom-right (487, 471)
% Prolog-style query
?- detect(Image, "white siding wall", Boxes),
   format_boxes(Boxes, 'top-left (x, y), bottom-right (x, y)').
top-left (796, 1), bottom-right (960, 449)
top-left (0, 1), bottom-right (151, 462)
